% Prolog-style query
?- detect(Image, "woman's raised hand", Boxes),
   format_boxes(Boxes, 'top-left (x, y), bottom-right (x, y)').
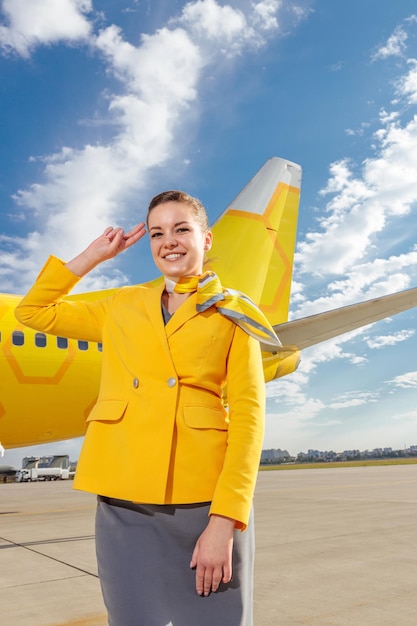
top-left (66, 222), bottom-right (147, 277)
top-left (97, 223), bottom-right (147, 261)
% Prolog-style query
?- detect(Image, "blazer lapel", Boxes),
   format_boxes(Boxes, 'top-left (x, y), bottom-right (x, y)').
top-left (142, 282), bottom-right (173, 360)
top-left (165, 292), bottom-right (199, 338)
top-left (141, 282), bottom-right (199, 341)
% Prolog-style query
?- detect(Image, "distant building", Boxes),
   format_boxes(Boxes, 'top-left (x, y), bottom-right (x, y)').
top-left (260, 448), bottom-right (291, 464)
top-left (341, 450), bottom-right (361, 461)
top-left (294, 444), bottom-right (417, 464)
top-left (22, 455), bottom-right (70, 470)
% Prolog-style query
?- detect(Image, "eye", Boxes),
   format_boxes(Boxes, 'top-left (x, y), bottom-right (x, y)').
top-left (150, 232), bottom-right (162, 238)
top-left (176, 227), bottom-right (190, 233)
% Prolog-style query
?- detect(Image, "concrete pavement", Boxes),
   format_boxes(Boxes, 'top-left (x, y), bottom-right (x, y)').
top-left (1, 464), bottom-right (416, 625)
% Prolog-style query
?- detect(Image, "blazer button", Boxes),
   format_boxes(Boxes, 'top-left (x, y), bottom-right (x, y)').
top-left (133, 378), bottom-right (140, 389)
top-left (166, 377), bottom-right (177, 387)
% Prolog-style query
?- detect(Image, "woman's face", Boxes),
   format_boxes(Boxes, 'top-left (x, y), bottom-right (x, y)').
top-left (148, 201), bottom-right (212, 279)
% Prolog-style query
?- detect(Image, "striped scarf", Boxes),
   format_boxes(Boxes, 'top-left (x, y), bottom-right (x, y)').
top-left (164, 271), bottom-right (281, 348)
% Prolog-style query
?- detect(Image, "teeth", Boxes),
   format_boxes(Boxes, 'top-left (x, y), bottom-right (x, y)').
top-left (164, 253), bottom-right (183, 260)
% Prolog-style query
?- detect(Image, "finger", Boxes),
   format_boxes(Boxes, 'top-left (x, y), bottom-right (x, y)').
top-left (190, 545), bottom-right (198, 570)
top-left (195, 564), bottom-right (205, 596)
top-left (120, 223), bottom-right (146, 251)
top-left (211, 566), bottom-right (223, 592)
top-left (123, 222), bottom-right (146, 238)
top-left (107, 227), bottom-right (125, 243)
top-left (123, 228), bottom-right (147, 249)
top-left (222, 561), bottom-right (232, 584)
top-left (203, 567), bottom-right (214, 597)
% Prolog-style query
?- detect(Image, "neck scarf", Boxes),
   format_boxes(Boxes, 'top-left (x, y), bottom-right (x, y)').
top-left (164, 271), bottom-right (281, 348)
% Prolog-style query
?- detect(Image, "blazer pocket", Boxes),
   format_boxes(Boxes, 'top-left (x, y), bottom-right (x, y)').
top-left (183, 404), bottom-right (228, 431)
top-left (86, 399), bottom-right (128, 423)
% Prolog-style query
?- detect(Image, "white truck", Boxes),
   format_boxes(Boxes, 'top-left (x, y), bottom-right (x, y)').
top-left (16, 466), bottom-right (70, 482)
top-left (16, 454), bottom-right (71, 482)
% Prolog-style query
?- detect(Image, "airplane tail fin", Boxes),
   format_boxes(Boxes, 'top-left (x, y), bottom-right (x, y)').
top-left (208, 157), bottom-right (302, 325)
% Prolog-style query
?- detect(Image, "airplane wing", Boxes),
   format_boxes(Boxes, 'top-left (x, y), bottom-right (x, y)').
top-left (266, 286), bottom-right (417, 352)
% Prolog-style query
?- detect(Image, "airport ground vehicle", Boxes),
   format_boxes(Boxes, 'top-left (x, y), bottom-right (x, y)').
top-left (15, 454), bottom-right (71, 482)
top-left (16, 466), bottom-right (70, 481)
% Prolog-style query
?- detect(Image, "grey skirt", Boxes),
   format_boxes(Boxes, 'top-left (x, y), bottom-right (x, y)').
top-left (96, 497), bottom-right (254, 626)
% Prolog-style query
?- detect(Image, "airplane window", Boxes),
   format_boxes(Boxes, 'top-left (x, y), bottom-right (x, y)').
top-left (35, 333), bottom-right (47, 348)
top-left (78, 340), bottom-right (88, 351)
top-left (57, 337), bottom-right (68, 349)
top-left (12, 331), bottom-right (24, 346)
top-left (97, 342), bottom-right (103, 352)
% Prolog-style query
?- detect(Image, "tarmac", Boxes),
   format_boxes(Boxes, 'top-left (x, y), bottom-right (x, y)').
top-left (0, 464), bottom-right (416, 625)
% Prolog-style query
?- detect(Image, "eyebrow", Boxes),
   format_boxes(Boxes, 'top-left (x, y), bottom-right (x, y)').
top-left (148, 220), bottom-right (191, 232)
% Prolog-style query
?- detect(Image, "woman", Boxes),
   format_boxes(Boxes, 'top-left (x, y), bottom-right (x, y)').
top-left (15, 191), bottom-right (279, 626)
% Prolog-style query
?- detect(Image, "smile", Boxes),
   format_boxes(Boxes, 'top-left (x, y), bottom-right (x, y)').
top-left (163, 253), bottom-right (184, 260)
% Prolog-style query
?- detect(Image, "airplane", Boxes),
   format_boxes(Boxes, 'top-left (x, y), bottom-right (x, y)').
top-left (1, 156), bottom-right (417, 451)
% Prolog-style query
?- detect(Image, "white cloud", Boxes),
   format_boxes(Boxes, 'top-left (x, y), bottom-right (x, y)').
top-left (180, 0), bottom-right (247, 47)
top-left (0, 0), bottom-right (92, 57)
top-left (95, 24), bottom-right (202, 103)
top-left (366, 329), bottom-right (415, 349)
top-left (1, 0), bottom-right (298, 292)
top-left (177, 0), bottom-right (282, 57)
top-left (276, 42), bottom-right (417, 426)
top-left (266, 336), bottom-right (372, 416)
top-left (392, 408), bottom-right (417, 421)
top-left (307, 332), bottom-right (370, 367)
top-left (396, 59), bottom-right (417, 104)
top-left (328, 391), bottom-right (379, 410)
top-left (294, 110), bottom-right (417, 293)
top-left (345, 122), bottom-right (371, 137)
top-left (372, 25), bottom-right (408, 61)
top-left (379, 108), bottom-right (400, 125)
top-left (388, 370), bottom-right (417, 388)
top-left (266, 371), bottom-right (309, 404)
top-left (294, 20), bottom-right (417, 295)
top-left (252, 1), bottom-right (280, 31)
top-left (268, 396), bottom-right (325, 422)
top-left (293, 253), bottom-right (417, 320)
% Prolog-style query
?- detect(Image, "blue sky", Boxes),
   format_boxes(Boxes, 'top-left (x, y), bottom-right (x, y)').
top-left (1, 0), bottom-right (417, 467)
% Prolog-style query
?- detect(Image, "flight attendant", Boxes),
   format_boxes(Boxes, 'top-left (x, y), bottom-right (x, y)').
top-left (15, 190), bottom-right (280, 625)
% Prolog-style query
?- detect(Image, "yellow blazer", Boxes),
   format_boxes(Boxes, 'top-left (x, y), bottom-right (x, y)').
top-left (15, 256), bottom-right (265, 529)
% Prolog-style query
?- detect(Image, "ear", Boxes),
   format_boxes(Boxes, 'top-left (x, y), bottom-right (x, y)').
top-left (204, 230), bottom-right (213, 251)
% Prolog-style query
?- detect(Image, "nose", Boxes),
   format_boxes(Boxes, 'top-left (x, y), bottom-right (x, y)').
top-left (163, 233), bottom-right (178, 248)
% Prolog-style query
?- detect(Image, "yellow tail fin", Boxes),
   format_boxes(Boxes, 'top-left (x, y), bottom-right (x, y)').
top-left (208, 157), bottom-right (301, 325)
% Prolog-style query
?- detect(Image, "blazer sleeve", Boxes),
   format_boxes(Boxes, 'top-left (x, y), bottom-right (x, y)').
top-left (209, 325), bottom-right (265, 530)
top-left (14, 255), bottom-right (111, 342)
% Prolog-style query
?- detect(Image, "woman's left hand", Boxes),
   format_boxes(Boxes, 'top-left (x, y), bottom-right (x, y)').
top-left (190, 514), bottom-right (235, 596)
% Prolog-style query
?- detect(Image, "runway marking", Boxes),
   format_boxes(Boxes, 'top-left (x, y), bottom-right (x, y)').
top-left (0, 505), bottom-right (95, 516)
top-left (0, 534), bottom-right (94, 550)
top-left (0, 534), bottom-right (99, 578)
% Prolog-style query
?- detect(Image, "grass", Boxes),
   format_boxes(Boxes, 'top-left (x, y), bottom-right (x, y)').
top-left (259, 457), bottom-right (417, 471)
